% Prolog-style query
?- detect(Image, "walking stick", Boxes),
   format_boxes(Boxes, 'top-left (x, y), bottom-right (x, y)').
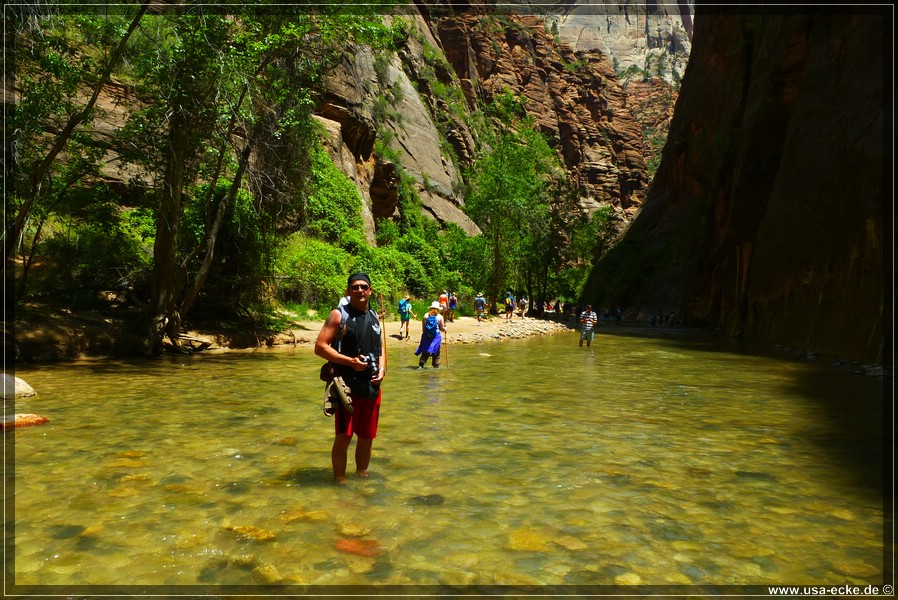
top-left (443, 328), bottom-right (448, 368)
top-left (379, 292), bottom-right (388, 365)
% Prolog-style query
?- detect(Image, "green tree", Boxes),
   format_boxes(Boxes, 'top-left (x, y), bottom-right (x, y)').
top-left (114, 9), bottom-right (400, 354)
top-left (6, 3), bottom-right (149, 275)
top-left (464, 95), bottom-right (563, 313)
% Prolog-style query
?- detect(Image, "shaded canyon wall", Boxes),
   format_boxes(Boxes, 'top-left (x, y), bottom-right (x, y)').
top-left (582, 9), bottom-right (889, 364)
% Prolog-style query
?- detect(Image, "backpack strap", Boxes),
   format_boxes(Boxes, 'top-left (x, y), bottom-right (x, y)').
top-left (333, 303), bottom-right (349, 353)
top-left (333, 303), bottom-right (379, 354)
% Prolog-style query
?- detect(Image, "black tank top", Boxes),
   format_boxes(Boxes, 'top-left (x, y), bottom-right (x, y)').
top-left (337, 305), bottom-right (382, 397)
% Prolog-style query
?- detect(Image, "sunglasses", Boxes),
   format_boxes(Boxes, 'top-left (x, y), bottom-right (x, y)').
top-left (350, 284), bottom-right (370, 291)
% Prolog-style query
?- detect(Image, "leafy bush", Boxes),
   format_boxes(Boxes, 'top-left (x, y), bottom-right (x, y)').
top-left (303, 145), bottom-right (365, 243)
top-left (275, 233), bottom-right (351, 310)
top-left (375, 218), bottom-right (401, 245)
top-left (38, 211), bottom-right (150, 295)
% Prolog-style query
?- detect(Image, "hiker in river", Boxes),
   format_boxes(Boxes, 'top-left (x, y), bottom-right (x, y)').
top-left (314, 272), bottom-right (386, 484)
top-left (415, 301), bottom-right (447, 369)
top-left (579, 304), bottom-right (598, 348)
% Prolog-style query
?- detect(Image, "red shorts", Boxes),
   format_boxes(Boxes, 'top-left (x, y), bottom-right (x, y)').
top-left (335, 388), bottom-right (382, 439)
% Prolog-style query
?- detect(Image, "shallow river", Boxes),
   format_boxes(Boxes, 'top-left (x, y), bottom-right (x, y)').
top-left (8, 326), bottom-right (888, 594)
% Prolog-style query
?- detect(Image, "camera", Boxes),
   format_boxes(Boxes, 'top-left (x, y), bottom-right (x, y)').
top-left (362, 353), bottom-right (379, 378)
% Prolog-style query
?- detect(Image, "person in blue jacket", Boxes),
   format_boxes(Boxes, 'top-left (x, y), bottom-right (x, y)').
top-left (415, 301), bottom-right (447, 369)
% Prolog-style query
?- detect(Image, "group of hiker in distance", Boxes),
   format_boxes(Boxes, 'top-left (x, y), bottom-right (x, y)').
top-left (311, 271), bottom-right (647, 484)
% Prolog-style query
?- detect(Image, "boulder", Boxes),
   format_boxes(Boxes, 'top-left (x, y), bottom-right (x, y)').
top-left (2, 375), bottom-right (36, 400)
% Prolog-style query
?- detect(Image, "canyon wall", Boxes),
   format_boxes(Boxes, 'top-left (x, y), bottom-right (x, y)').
top-left (582, 8), bottom-right (889, 364)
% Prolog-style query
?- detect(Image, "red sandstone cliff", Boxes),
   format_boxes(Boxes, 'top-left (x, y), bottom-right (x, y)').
top-left (317, 6), bottom-right (659, 234)
top-left (583, 9), bottom-right (888, 364)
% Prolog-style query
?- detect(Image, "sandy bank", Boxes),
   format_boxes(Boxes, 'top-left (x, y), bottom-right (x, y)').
top-left (223, 314), bottom-right (574, 352)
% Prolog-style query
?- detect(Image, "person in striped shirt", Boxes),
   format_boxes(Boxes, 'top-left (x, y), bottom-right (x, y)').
top-left (579, 304), bottom-right (598, 348)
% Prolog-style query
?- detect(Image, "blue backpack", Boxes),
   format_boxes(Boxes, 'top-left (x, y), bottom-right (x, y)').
top-left (423, 314), bottom-right (439, 337)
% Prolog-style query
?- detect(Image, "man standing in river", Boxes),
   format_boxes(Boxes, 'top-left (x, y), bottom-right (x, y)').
top-left (315, 272), bottom-right (386, 484)
top-left (579, 304), bottom-right (598, 348)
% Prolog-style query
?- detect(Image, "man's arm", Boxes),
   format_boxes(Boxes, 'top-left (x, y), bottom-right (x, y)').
top-left (315, 309), bottom-right (366, 372)
top-left (314, 309), bottom-right (345, 364)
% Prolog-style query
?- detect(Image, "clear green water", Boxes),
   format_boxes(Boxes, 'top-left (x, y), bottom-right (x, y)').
top-left (8, 328), bottom-right (887, 591)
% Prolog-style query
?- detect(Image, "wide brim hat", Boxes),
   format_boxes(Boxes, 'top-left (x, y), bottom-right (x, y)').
top-left (476, 292), bottom-right (483, 297)
top-left (430, 301), bottom-right (442, 310)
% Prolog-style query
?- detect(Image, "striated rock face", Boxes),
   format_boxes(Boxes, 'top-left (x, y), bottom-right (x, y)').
top-left (431, 11), bottom-right (649, 215)
top-left (583, 10), bottom-right (888, 364)
top-left (320, 26), bottom-right (482, 235)
top-left (317, 5), bottom-right (660, 236)
top-left (620, 76), bottom-right (678, 172)
top-left (514, 0), bottom-right (693, 85)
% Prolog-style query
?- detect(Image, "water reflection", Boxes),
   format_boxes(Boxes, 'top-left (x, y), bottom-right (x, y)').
top-left (10, 328), bottom-right (887, 590)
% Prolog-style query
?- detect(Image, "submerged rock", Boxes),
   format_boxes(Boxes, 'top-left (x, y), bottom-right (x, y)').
top-left (222, 523), bottom-right (276, 542)
top-left (334, 538), bottom-right (382, 557)
top-left (409, 494), bottom-right (445, 506)
top-left (507, 530), bottom-right (551, 552)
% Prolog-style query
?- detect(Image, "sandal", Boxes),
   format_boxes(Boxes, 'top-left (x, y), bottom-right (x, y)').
top-left (330, 375), bottom-right (353, 413)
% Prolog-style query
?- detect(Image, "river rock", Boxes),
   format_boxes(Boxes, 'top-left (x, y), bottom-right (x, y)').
top-left (222, 523), bottom-right (277, 542)
top-left (338, 522), bottom-right (372, 537)
top-left (507, 530), bottom-right (551, 551)
top-left (2, 375), bottom-right (36, 399)
top-left (252, 563), bottom-right (282, 584)
top-left (1, 414), bottom-right (49, 429)
top-left (334, 537), bottom-right (382, 557)
top-left (409, 494), bottom-right (445, 506)
top-left (615, 572), bottom-right (643, 585)
top-left (280, 509), bottom-right (329, 524)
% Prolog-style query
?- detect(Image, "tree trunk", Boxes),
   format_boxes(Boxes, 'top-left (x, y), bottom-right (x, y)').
top-left (146, 112), bottom-right (189, 356)
top-left (178, 141), bottom-right (253, 318)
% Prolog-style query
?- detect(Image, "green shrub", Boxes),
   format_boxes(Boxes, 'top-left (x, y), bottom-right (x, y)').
top-left (375, 218), bottom-right (401, 245)
top-left (275, 233), bottom-right (351, 309)
top-left (304, 145), bottom-right (365, 243)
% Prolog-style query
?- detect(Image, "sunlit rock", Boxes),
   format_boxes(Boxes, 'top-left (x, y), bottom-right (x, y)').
top-left (280, 509), bottom-right (329, 524)
top-left (338, 522), bottom-right (372, 537)
top-left (223, 524), bottom-right (276, 542)
top-left (2, 375), bottom-right (36, 399)
top-left (507, 530), bottom-right (551, 551)
top-left (831, 508), bottom-right (856, 521)
top-left (615, 572), bottom-right (643, 585)
top-left (252, 563), bottom-right (282, 584)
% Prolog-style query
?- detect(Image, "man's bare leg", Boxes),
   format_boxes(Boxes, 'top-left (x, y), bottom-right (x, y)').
top-left (332, 433), bottom-right (352, 484)
top-left (355, 436), bottom-right (373, 477)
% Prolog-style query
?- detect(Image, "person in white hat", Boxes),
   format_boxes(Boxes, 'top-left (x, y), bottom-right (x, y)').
top-left (414, 301), bottom-right (447, 368)
top-left (474, 292), bottom-right (486, 323)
